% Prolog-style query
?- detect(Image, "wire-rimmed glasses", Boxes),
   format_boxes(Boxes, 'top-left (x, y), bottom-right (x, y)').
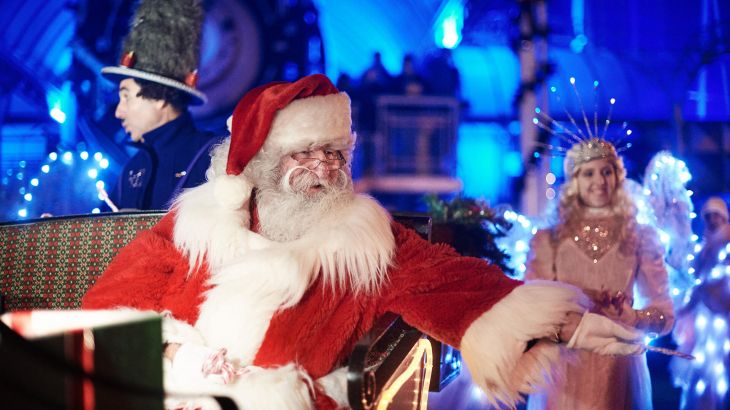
top-left (291, 149), bottom-right (346, 170)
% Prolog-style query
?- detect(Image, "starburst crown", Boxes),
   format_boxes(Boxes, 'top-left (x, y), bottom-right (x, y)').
top-left (532, 77), bottom-right (633, 176)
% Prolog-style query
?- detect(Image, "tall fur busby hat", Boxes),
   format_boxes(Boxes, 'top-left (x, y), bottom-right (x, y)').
top-left (101, 0), bottom-right (207, 105)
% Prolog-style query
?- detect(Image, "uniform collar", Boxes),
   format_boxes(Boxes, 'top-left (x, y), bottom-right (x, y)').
top-left (136, 111), bottom-right (196, 150)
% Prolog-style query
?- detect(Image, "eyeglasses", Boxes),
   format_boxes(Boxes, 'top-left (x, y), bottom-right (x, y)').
top-left (291, 149), bottom-right (346, 170)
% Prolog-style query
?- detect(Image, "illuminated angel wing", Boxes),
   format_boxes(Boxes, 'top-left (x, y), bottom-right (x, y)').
top-left (639, 151), bottom-right (696, 301)
top-left (641, 151), bottom-right (695, 271)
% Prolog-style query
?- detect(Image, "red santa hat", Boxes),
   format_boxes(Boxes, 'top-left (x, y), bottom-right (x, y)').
top-left (214, 74), bottom-right (353, 209)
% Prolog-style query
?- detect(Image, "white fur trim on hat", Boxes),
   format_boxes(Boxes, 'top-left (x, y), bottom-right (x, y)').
top-left (265, 92), bottom-right (353, 155)
top-left (213, 174), bottom-right (253, 210)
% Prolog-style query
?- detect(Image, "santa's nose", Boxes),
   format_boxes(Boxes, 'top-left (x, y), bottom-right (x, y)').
top-left (309, 161), bottom-right (330, 178)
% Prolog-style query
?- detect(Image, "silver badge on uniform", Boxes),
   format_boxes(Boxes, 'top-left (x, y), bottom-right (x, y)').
top-left (129, 169), bottom-right (145, 188)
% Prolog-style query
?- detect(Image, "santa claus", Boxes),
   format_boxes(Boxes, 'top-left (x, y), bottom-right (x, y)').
top-left (83, 74), bottom-right (644, 409)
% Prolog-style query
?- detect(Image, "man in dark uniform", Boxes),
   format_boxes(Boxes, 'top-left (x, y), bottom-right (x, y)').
top-left (101, 0), bottom-right (215, 210)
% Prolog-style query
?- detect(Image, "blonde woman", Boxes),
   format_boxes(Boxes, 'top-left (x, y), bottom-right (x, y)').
top-left (526, 138), bottom-right (674, 410)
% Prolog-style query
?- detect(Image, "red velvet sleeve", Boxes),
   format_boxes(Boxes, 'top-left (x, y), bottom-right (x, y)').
top-left (380, 223), bottom-right (522, 347)
top-left (81, 212), bottom-right (207, 324)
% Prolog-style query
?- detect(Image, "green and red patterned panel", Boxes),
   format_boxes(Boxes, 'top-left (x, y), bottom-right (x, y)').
top-left (0, 212), bottom-right (165, 312)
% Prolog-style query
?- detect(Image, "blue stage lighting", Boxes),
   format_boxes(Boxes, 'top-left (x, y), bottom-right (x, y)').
top-left (50, 103), bottom-right (67, 124)
top-left (504, 151), bottom-right (523, 177)
top-left (434, 0), bottom-right (464, 49)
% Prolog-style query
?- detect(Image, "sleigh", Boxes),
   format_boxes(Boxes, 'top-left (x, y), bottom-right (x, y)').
top-left (0, 211), bottom-right (459, 409)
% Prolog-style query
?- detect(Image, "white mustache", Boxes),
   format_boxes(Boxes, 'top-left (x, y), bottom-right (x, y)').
top-left (280, 166), bottom-right (347, 194)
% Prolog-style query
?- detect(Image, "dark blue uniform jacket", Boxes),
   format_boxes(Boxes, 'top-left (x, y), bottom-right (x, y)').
top-left (110, 111), bottom-right (217, 210)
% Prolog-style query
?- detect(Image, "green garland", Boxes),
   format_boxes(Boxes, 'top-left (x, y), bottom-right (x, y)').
top-left (424, 194), bottom-right (514, 275)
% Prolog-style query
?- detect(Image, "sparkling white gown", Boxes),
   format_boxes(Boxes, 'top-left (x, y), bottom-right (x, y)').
top-left (525, 212), bottom-right (674, 410)
top-left (670, 230), bottom-right (730, 410)
top-left (670, 300), bottom-right (730, 410)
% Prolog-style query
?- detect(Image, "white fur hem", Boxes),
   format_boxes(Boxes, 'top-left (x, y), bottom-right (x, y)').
top-left (459, 280), bottom-right (588, 408)
top-left (226, 364), bottom-right (315, 410)
top-left (316, 367), bottom-right (348, 408)
top-left (165, 363), bottom-right (315, 410)
top-left (194, 246), bottom-right (316, 361)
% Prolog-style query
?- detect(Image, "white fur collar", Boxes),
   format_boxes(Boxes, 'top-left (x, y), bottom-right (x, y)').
top-left (174, 181), bottom-right (395, 362)
top-left (172, 182), bottom-right (277, 273)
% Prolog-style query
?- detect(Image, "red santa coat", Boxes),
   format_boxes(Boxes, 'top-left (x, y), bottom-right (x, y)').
top-left (83, 190), bottom-right (585, 409)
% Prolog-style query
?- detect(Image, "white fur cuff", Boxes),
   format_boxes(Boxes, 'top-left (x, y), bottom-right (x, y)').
top-left (162, 312), bottom-right (206, 345)
top-left (169, 343), bottom-right (228, 389)
top-left (459, 281), bottom-right (588, 408)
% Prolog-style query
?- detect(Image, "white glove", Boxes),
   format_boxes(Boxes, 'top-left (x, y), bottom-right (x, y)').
top-left (169, 343), bottom-right (233, 388)
top-left (566, 312), bottom-right (645, 355)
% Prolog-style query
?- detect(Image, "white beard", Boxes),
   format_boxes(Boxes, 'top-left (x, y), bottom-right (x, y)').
top-left (256, 167), bottom-right (355, 242)
top-left (172, 162), bottom-right (396, 295)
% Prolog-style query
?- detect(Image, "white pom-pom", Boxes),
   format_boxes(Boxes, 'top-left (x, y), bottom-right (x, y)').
top-left (226, 115), bottom-right (234, 134)
top-left (214, 174), bottom-right (252, 210)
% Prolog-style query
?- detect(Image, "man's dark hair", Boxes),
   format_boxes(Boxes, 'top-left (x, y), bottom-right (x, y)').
top-left (135, 79), bottom-right (190, 113)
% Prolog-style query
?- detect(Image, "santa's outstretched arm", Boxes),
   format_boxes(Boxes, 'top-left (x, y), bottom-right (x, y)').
top-left (383, 223), bottom-right (644, 408)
